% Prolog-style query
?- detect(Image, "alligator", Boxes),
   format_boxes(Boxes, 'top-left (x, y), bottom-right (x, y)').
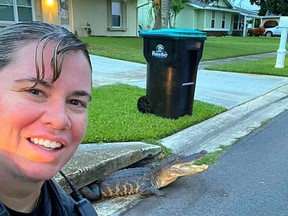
top-left (80, 150), bottom-right (208, 200)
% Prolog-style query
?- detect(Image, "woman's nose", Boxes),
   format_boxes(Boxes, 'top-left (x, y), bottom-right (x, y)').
top-left (40, 102), bottom-right (71, 131)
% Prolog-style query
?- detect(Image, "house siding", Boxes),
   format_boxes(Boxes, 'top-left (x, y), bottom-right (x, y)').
top-left (72, 0), bottom-right (105, 36)
top-left (217, 0), bottom-right (228, 7)
top-left (205, 11), bottom-right (211, 28)
top-left (138, 0), bottom-right (153, 30)
top-left (176, 7), bottom-right (196, 29)
top-left (177, 8), bottom-right (208, 30)
top-left (198, 11), bottom-right (205, 29)
top-left (34, 0), bottom-right (43, 21)
top-left (73, 0), bottom-right (137, 37)
top-left (204, 10), bottom-right (230, 31)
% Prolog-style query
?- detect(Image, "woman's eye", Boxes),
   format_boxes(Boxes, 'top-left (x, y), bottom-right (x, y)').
top-left (28, 89), bottom-right (44, 97)
top-left (69, 99), bottom-right (87, 108)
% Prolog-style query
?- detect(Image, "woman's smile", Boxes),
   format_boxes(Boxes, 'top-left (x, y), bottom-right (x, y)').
top-left (28, 138), bottom-right (63, 150)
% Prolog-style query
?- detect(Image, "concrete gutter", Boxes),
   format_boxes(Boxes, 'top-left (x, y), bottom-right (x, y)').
top-left (55, 142), bottom-right (161, 193)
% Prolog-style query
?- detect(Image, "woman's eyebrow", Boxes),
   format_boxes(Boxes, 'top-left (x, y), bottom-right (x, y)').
top-left (14, 78), bottom-right (51, 87)
top-left (71, 90), bottom-right (92, 102)
top-left (14, 78), bottom-right (92, 101)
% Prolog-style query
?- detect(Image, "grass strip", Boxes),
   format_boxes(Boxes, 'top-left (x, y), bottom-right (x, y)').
top-left (82, 84), bottom-right (226, 144)
top-left (206, 57), bottom-right (288, 77)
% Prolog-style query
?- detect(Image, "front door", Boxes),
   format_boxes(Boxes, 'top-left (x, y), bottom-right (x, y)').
top-left (59, 0), bottom-right (71, 31)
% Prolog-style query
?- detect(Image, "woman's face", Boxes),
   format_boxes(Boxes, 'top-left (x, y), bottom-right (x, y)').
top-left (0, 41), bottom-right (92, 181)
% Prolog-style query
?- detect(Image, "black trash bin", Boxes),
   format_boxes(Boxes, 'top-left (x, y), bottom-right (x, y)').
top-left (137, 28), bottom-right (207, 119)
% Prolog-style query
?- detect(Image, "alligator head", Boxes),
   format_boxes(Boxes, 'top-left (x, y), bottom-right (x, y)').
top-left (154, 150), bottom-right (209, 188)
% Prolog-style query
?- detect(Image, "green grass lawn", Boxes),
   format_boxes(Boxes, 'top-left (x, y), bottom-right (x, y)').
top-left (82, 84), bottom-right (226, 144)
top-left (206, 57), bottom-right (288, 77)
top-left (203, 37), bottom-right (279, 60)
top-left (80, 36), bottom-right (280, 63)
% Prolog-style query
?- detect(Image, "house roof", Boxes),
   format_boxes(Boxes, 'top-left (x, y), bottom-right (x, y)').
top-left (188, 0), bottom-right (237, 13)
top-left (260, 15), bottom-right (281, 19)
top-left (188, 0), bottom-right (260, 17)
top-left (234, 6), bottom-right (260, 18)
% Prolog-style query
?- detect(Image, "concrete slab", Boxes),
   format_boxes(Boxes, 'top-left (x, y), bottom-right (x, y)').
top-left (90, 55), bottom-right (147, 87)
top-left (195, 70), bottom-right (288, 108)
top-left (55, 142), bottom-right (161, 193)
top-left (90, 55), bottom-right (146, 74)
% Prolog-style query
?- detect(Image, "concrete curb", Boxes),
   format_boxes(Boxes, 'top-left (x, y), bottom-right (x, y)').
top-left (161, 83), bottom-right (288, 154)
top-left (55, 142), bottom-right (161, 193)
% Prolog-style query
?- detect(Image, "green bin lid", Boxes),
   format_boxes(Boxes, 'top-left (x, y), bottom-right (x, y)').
top-left (139, 28), bottom-right (207, 39)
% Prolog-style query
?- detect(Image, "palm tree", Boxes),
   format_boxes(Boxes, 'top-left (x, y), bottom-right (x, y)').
top-left (152, 0), bottom-right (162, 29)
top-left (161, 0), bottom-right (170, 28)
top-left (170, 0), bottom-right (189, 28)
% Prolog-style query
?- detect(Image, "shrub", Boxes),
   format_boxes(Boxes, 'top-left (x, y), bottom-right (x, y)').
top-left (248, 27), bottom-right (265, 37)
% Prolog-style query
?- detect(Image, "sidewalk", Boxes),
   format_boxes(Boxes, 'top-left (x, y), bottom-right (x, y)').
top-left (60, 53), bottom-right (288, 215)
top-left (90, 52), bottom-right (287, 109)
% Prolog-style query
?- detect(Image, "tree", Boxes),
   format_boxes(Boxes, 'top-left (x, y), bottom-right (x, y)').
top-left (250, 0), bottom-right (288, 16)
top-left (161, 0), bottom-right (170, 28)
top-left (170, 0), bottom-right (189, 28)
top-left (152, 0), bottom-right (213, 29)
top-left (152, 0), bottom-right (162, 29)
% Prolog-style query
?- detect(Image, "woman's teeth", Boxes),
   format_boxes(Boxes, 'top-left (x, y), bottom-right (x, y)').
top-left (30, 138), bottom-right (62, 149)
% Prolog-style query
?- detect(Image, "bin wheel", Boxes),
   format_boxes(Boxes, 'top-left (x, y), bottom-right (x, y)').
top-left (137, 96), bottom-right (152, 114)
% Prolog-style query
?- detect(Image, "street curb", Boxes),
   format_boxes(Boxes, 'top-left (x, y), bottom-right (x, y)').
top-left (161, 83), bottom-right (288, 154)
top-left (55, 142), bottom-right (161, 193)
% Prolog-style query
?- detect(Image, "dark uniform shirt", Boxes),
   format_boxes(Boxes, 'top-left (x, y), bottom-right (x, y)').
top-left (0, 180), bottom-right (97, 216)
top-left (5, 181), bottom-right (56, 216)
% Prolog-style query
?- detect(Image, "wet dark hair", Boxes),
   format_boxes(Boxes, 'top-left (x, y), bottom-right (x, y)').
top-left (0, 21), bottom-right (92, 83)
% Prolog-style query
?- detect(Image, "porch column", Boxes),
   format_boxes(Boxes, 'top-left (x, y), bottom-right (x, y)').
top-left (243, 15), bottom-right (247, 37)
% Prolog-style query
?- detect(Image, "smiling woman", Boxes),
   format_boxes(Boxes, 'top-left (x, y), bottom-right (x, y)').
top-left (0, 21), bottom-right (97, 216)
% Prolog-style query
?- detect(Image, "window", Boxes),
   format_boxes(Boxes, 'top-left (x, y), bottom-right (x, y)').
top-left (263, 20), bottom-right (278, 28)
top-left (112, 1), bottom-right (121, 27)
top-left (233, 15), bottom-right (244, 30)
top-left (59, 0), bottom-right (70, 26)
top-left (211, 11), bottom-right (215, 28)
top-left (107, 0), bottom-right (127, 31)
top-left (233, 15), bottom-right (238, 29)
top-left (0, 0), bottom-right (14, 21)
top-left (17, 0), bottom-right (32, 21)
top-left (222, 12), bottom-right (225, 28)
top-left (0, 0), bottom-right (32, 22)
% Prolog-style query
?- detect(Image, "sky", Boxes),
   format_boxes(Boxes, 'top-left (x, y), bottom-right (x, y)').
top-left (232, 0), bottom-right (260, 10)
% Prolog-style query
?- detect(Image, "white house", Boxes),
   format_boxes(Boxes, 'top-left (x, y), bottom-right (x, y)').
top-left (138, 0), bottom-right (260, 36)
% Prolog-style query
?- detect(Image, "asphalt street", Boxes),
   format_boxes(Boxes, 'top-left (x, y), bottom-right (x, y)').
top-left (120, 110), bottom-right (288, 216)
